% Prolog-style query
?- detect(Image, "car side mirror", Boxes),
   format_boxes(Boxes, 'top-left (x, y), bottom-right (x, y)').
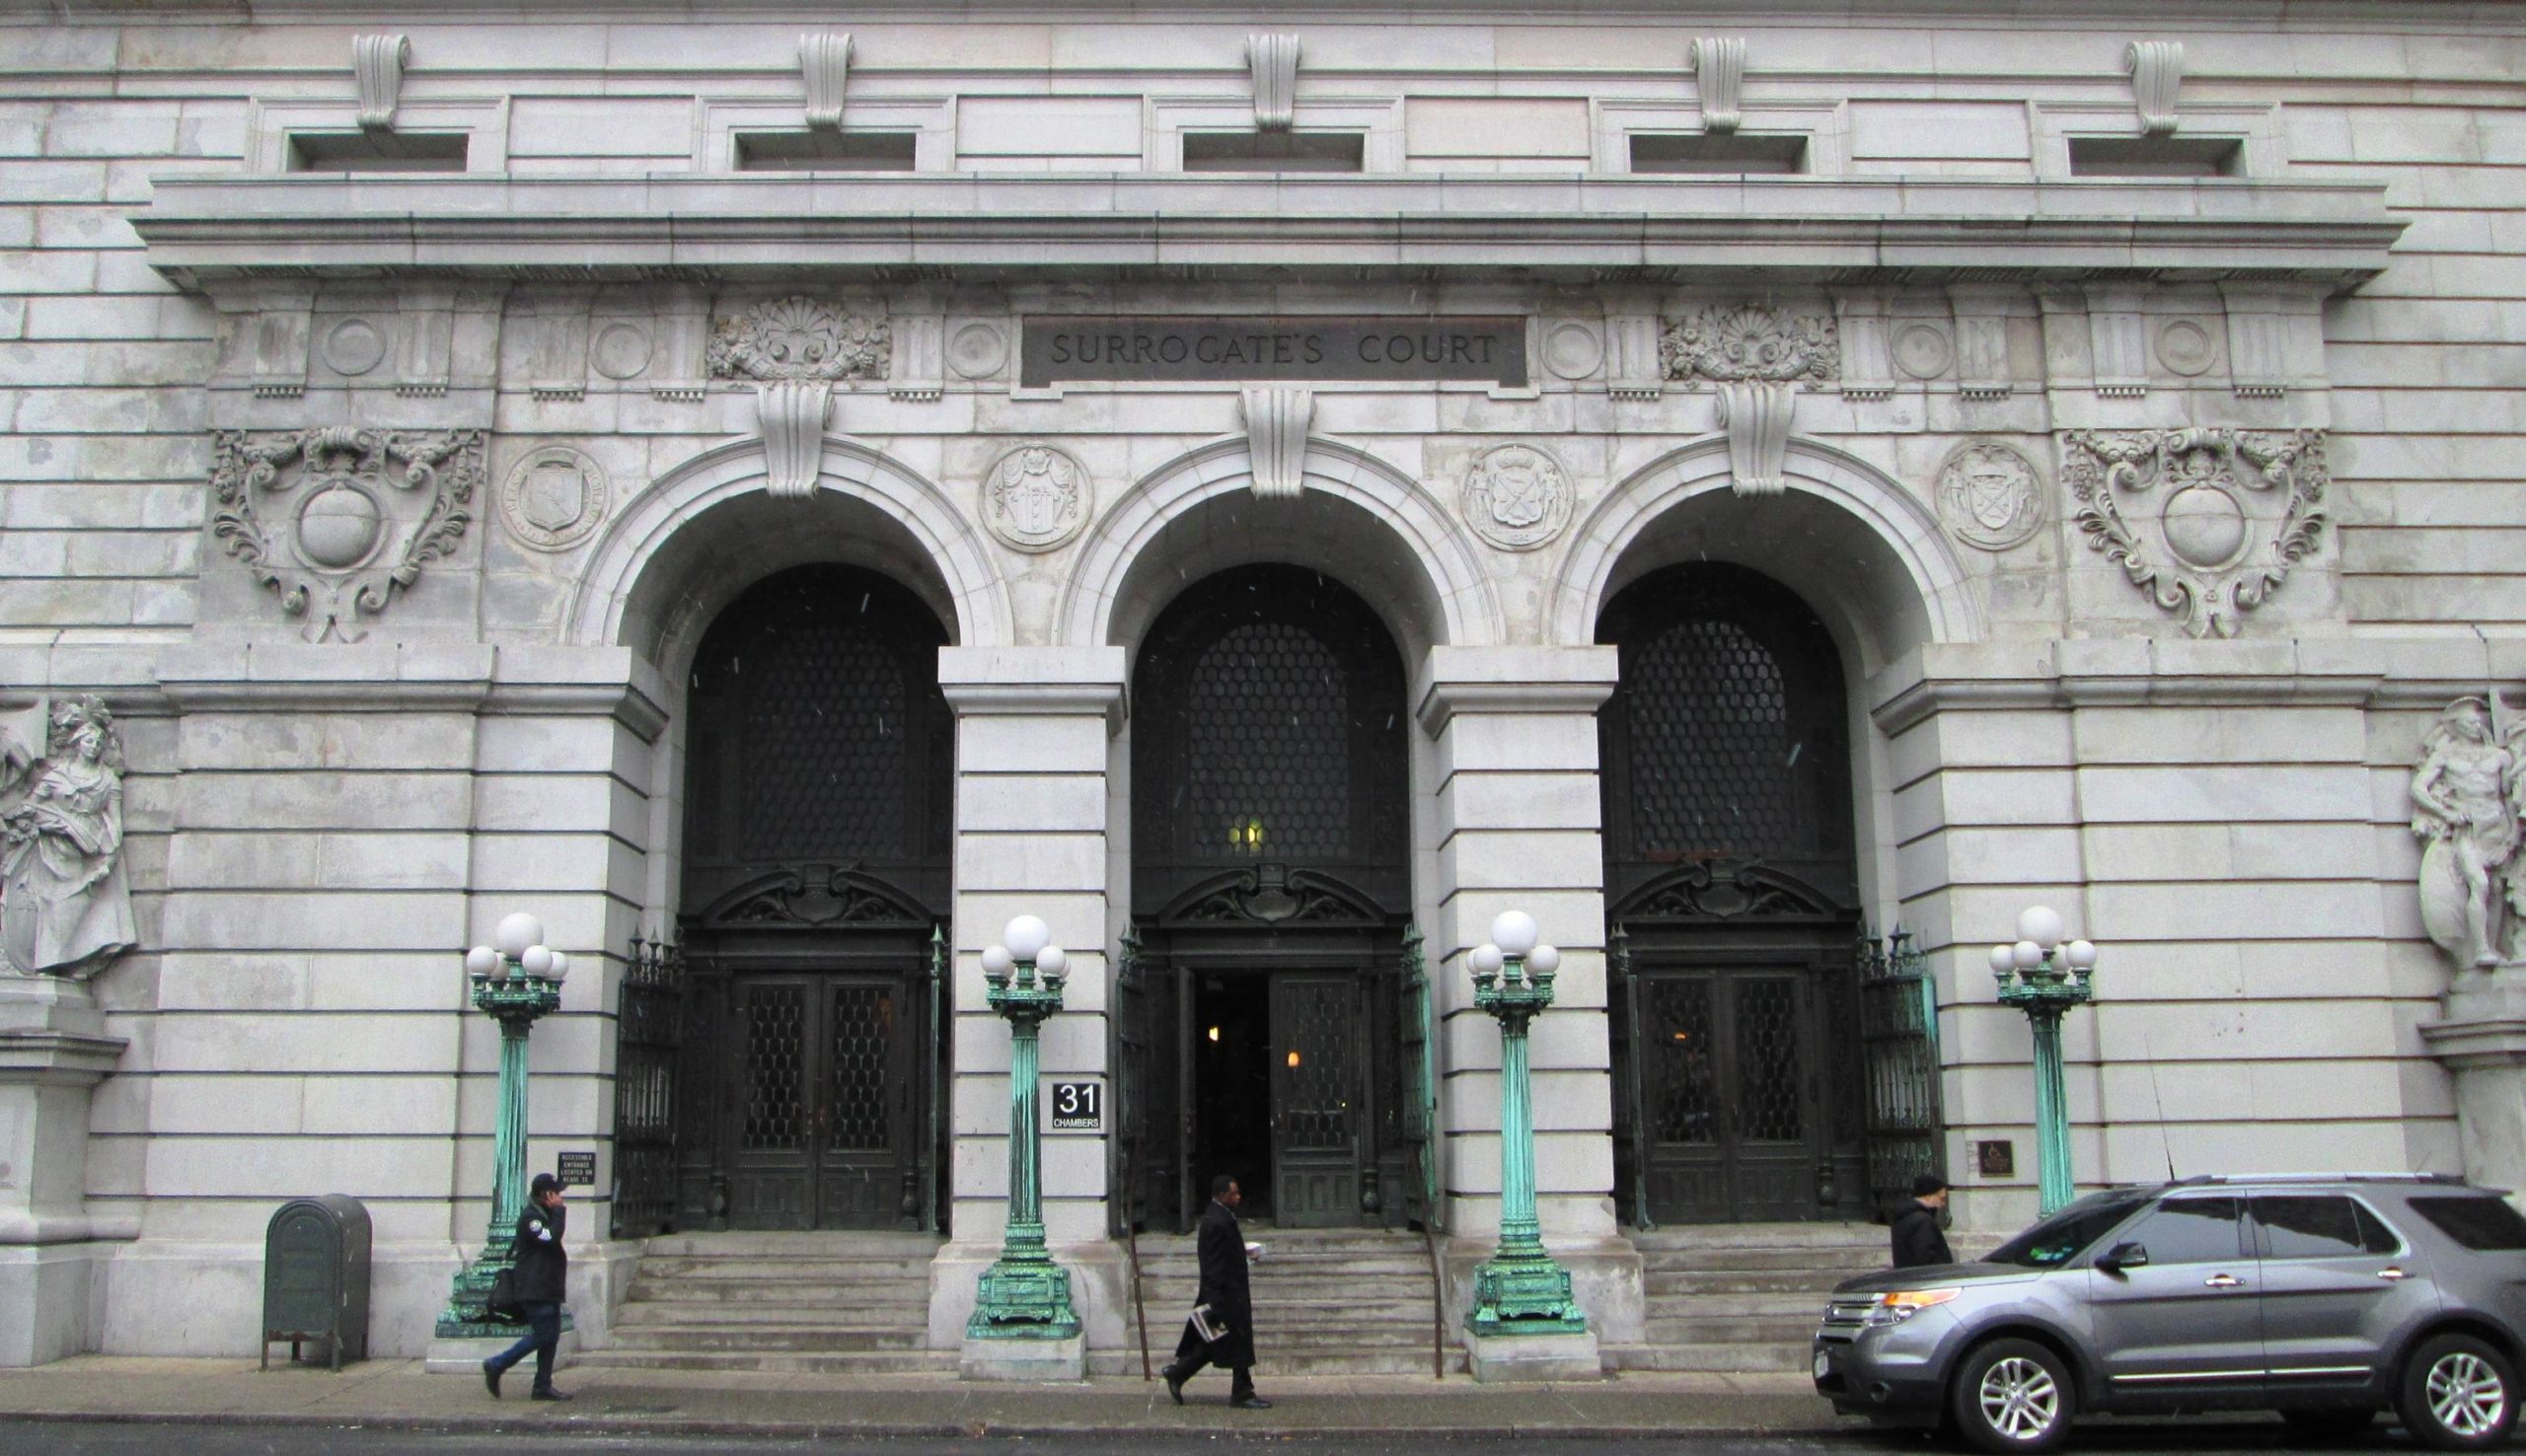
top-left (2097, 1241), bottom-right (2149, 1274)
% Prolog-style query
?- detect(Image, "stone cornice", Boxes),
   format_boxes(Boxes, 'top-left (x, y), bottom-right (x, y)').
top-left (0, 1029), bottom-right (127, 1088)
top-left (132, 174), bottom-right (2404, 290)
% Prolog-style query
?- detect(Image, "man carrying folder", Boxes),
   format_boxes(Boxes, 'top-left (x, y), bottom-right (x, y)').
top-left (1162, 1174), bottom-right (1270, 1409)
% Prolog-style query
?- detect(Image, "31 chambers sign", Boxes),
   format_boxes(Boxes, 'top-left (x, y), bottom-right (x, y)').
top-left (1021, 317), bottom-right (1528, 388)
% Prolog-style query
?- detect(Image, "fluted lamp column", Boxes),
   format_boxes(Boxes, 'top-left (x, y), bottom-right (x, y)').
top-left (1988, 906), bottom-right (2100, 1217)
top-left (435, 912), bottom-right (570, 1343)
top-left (962, 915), bottom-right (1084, 1379)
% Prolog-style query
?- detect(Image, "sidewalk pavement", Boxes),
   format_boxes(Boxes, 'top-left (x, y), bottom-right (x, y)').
top-left (0, 1357), bottom-right (1851, 1441)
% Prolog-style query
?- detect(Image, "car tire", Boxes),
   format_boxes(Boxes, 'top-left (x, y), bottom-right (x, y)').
top-left (1950, 1338), bottom-right (2075, 1454)
top-left (2397, 1333), bottom-right (2517, 1451)
top-left (2278, 1407), bottom-right (2377, 1439)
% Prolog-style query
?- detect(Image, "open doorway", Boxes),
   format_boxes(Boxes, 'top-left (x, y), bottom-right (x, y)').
top-left (1192, 974), bottom-right (1274, 1219)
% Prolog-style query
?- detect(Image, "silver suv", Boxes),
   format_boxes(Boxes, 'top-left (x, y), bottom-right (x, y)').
top-left (1812, 1174), bottom-right (2526, 1452)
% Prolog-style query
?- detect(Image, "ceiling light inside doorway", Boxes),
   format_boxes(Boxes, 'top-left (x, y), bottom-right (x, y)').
top-left (1208, 1025), bottom-right (1221, 1042)
top-left (1287, 1051), bottom-right (1301, 1068)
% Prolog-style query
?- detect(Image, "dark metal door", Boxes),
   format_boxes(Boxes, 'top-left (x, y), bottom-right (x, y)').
top-left (1271, 973), bottom-right (1365, 1228)
top-left (1636, 967), bottom-right (1821, 1222)
top-left (727, 975), bottom-right (912, 1230)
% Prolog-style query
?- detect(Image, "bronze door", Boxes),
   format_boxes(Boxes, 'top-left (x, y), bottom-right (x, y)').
top-left (1634, 967), bottom-right (1821, 1223)
top-left (727, 975), bottom-right (913, 1230)
top-left (1270, 972), bottom-right (1367, 1228)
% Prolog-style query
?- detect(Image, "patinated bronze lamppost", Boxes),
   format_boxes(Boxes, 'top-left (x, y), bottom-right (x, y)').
top-left (1465, 910), bottom-right (1588, 1338)
top-left (1987, 906), bottom-right (2099, 1217)
top-left (436, 912), bottom-right (569, 1340)
top-left (967, 914), bottom-right (1082, 1341)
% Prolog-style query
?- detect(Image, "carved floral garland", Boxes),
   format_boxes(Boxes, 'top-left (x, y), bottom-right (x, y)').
top-left (1658, 303), bottom-right (1839, 384)
top-left (706, 296), bottom-right (890, 382)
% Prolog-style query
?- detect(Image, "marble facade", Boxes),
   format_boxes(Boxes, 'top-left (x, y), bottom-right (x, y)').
top-left (0, 0), bottom-right (2520, 1369)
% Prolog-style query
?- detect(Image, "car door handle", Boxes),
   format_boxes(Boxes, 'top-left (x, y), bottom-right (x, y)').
top-left (2376, 1267), bottom-right (2409, 1282)
top-left (2203, 1273), bottom-right (2243, 1289)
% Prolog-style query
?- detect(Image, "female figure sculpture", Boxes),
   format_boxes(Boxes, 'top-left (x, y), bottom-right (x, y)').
top-left (2, 696), bottom-right (137, 979)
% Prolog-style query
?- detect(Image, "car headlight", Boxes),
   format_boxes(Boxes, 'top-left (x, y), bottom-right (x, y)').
top-left (1863, 1287), bottom-right (1961, 1327)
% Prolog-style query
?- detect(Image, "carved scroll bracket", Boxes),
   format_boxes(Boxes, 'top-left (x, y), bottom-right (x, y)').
top-left (755, 379), bottom-right (832, 500)
top-left (2126, 39), bottom-right (2185, 136)
top-left (354, 34), bottom-right (410, 131)
top-left (1240, 387), bottom-right (1313, 499)
top-left (1246, 34), bottom-right (1300, 131)
top-left (1716, 381), bottom-right (1797, 497)
top-left (1690, 36), bottom-right (1746, 134)
top-left (801, 33), bottom-right (853, 130)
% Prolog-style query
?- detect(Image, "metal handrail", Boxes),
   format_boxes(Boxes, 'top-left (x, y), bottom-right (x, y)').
top-left (1124, 1097), bottom-right (1152, 1378)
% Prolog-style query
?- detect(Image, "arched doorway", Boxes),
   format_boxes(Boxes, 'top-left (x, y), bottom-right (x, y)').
top-left (1121, 565), bottom-right (1419, 1230)
top-left (1599, 563), bottom-right (1869, 1225)
top-left (668, 563), bottom-right (954, 1232)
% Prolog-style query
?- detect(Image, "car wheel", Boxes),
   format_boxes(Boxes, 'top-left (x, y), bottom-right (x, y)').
top-left (1950, 1338), bottom-right (2075, 1454)
top-left (2397, 1332), bottom-right (2518, 1451)
top-left (2278, 1407), bottom-right (2376, 1439)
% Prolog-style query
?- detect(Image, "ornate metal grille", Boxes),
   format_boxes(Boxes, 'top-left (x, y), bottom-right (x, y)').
top-left (1733, 978), bottom-right (1806, 1142)
top-left (1185, 620), bottom-right (1350, 859)
top-left (1281, 980), bottom-right (1356, 1150)
top-left (1645, 978), bottom-right (1717, 1144)
top-left (741, 984), bottom-right (807, 1150)
top-left (612, 933), bottom-right (684, 1237)
top-left (1626, 617), bottom-right (1798, 857)
top-left (826, 984), bottom-right (895, 1151)
top-left (741, 627), bottom-right (909, 861)
top-left (1859, 929), bottom-right (1943, 1208)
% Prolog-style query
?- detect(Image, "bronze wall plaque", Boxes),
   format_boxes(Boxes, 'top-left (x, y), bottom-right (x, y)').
top-left (1021, 316), bottom-right (1528, 387)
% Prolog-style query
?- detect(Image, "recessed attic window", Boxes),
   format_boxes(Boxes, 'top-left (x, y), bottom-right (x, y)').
top-left (289, 131), bottom-right (470, 172)
top-left (2069, 136), bottom-right (2241, 178)
top-left (1182, 131), bottom-right (1366, 173)
top-left (1630, 133), bottom-right (1807, 175)
top-left (734, 130), bottom-right (919, 172)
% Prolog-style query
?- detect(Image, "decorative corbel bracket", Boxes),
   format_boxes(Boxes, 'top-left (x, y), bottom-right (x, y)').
top-left (354, 34), bottom-right (410, 132)
top-left (2126, 39), bottom-right (2184, 136)
top-left (1247, 34), bottom-right (1300, 132)
top-left (1690, 36), bottom-right (1746, 135)
top-left (802, 33), bottom-right (853, 131)
top-left (756, 379), bottom-right (832, 499)
top-left (1240, 387), bottom-right (1313, 499)
top-left (1716, 381), bottom-right (1797, 497)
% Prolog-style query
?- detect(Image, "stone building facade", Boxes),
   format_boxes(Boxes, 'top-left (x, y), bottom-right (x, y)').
top-left (2, 0), bottom-right (2522, 1372)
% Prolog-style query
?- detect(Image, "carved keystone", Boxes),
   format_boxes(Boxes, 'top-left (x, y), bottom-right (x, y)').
top-left (756, 380), bottom-right (832, 500)
top-left (1716, 382), bottom-right (1796, 497)
top-left (1240, 387), bottom-right (1313, 500)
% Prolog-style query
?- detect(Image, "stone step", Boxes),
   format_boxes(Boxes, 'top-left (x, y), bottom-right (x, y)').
top-left (633, 1257), bottom-right (939, 1279)
top-left (641, 1232), bottom-right (946, 1257)
top-left (625, 1281), bottom-right (931, 1305)
top-left (1645, 1315), bottom-right (1820, 1345)
top-left (1628, 1223), bottom-right (1885, 1252)
top-left (1601, 1341), bottom-right (1814, 1373)
top-left (1646, 1269), bottom-right (1856, 1295)
top-left (1644, 1290), bottom-right (1832, 1319)
top-left (575, 1349), bottom-right (960, 1375)
top-left (1637, 1247), bottom-right (1883, 1273)
top-left (614, 1302), bottom-right (935, 1329)
top-left (606, 1325), bottom-right (933, 1353)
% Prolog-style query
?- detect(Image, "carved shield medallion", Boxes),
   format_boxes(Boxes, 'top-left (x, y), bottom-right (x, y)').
top-left (498, 444), bottom-right (609, 552)
top-left (1935, 441), bottom-right (2044, 551)
top-left (982, 443), bottom-right (1090, 552)
top-left (1463, 443), bottom-right (1574, 551)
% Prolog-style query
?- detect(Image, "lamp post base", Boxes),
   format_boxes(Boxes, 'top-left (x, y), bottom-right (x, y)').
top-left (1465, 1327), bottom-right (1603, 1383)
top-left (959, 1330), bottom-right (1086, 1382)
top-left (965, 1251), bottom-right (1082, 1341)
top-left (1466, 1246), bottom-right (1590, 1337)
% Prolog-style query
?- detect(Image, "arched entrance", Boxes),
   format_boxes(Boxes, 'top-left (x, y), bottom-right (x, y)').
top-left (1599, 563), bottom-right (1870, 1225)
top-left (1121, 565), bottom-right (1419, 1231)
top-left (668, 563), bottom-right (954, 1232)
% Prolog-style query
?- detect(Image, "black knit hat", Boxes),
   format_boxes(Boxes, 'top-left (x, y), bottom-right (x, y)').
top-left (1911, 1173), bottom-right (1950, 1198)
top-left (530, 1172), bottom-right (564, 1198)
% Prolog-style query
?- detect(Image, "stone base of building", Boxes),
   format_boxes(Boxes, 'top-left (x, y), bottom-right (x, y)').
top-left (0, 1242), bottom-right (112, 1367)
top-left (1464, 1328), bottom-right (1603, 1383)
top-left (928, 1239), bottom-right (1128, 1354)
top-left (1440, 1234), bottom-right (1644, 1347)
top-left (422, 1324), bottom-right (583, 1377)
top-left (960, 1331), bottom-right (1086, 1382)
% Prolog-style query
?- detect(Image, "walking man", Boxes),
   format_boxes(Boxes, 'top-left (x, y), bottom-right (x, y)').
top-left (483, 1172), bottom-right (572, 1401)
top-left (1890, 1173), bottom-right (1954, 1269)
top-left (1162, 1174), bottom-right (1269, 1409)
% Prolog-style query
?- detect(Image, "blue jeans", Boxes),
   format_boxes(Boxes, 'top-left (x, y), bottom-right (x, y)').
top-left (486, 1301), bottom-right (560, 1391)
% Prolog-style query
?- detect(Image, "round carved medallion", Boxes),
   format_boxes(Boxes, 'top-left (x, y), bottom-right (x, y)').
top-left (1462, 443), bottom-right (1574, 552)
top-left (590, 323), bottom-right (654, 381)
top-left (1892, 323), bottom-right (1954, 381)
top-left (2154, 319), bottom-right (2217, 377)
top-left (322, 318), bottom-right (387, 377)
top-left (498, 444), bottom-right (611, 552)
top-left (947, 321), bottom-right (1010, 381)
top-left (981, 443), bottom-right (1090, 552)
top-left (295, 482), bottom-right (385, 569)
top-left (1934, 440), bottom-right (2044, 551)
top-left (1541, 322), bottom-right (1604, 381)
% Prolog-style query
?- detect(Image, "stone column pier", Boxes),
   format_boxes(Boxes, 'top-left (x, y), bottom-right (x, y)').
top-left (0, 975), bottom-right (130, 1366)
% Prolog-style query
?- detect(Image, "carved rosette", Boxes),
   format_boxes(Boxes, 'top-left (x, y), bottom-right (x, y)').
top-left (1935, 440), bottom-right (2045, 551)
top-left (1462, 443), bottom-right (1573, 551)
top-left (982, 443), bottom-right (1091, 552)
top-left (209, 426), bottom-right (486, 641)
top-left (1659, 304), bottom-right (1838, 385)
top-left (706, 296), bottom-right (890, 382)
top-left (2060, 427), bottom-right (2328, 638)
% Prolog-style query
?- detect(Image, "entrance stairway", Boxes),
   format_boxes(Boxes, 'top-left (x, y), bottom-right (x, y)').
top-left (1606, 1222), bottom-right (1889, 1372)
top-left (580, 1231), bottom-right (955, 1374)
top-left (1115, 1225), bottom-right (1460, 1377)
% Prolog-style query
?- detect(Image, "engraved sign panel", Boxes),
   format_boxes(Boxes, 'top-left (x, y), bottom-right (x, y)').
top-left (1021, 316), bottom-right (1528, 387)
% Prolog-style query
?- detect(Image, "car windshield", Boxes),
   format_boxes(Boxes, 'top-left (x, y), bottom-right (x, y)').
top-left (1984, 1193), bottom-right (2150, 1269)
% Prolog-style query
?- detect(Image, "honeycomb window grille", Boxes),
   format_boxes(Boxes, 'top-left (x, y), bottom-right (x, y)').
top-left (1626, 616), bottom-right (1799, 858)
top-left (826, 986), bottom-right (895, 1151)
top-left (1647, 977), bottom-right (1718, 1145)
top-left (1184, 620), bottom-right (1351, 860)
top-left (1281, 986), bottom-right (1357, 1151)
top-left (741, 984), bottom-right (807, 1151)
top-left (1733, 978), bottom-right (1808, 1143)
top-left (739, 626), bottom-right (909, 861)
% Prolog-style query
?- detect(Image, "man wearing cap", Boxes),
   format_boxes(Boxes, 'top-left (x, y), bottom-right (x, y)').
top-left (1890, 1174), bottom-right (1954, 1269)
top-left (483, 1172), bottom-right (572, 1401)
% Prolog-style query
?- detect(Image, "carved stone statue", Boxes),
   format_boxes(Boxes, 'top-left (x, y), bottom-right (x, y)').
top-left (0, 695), bottom-right (137, 980)
top-left (2412, 694), bottom-right (2526, 969)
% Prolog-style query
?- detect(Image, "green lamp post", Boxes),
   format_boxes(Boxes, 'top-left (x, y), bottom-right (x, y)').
top-left (436, 911), bottom-right (571, 1340)
top-left (1465, 910), bottom-right (1588, 1338)
top-left (1988, 906), bottom-right (2099, 1217)
top-left (966, 914), bottom-right (1081, 1341)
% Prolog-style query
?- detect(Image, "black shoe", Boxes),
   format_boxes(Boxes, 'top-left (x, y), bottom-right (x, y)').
top-left (482, 1360), bottom-right (501, 1399)
top-left (530, 1387), bottom-right (573, 1402)
top-left (1162, 1366), bottom-right (1187, 1406)
top-left (1230, 1394), bottom-right (1272, 1410)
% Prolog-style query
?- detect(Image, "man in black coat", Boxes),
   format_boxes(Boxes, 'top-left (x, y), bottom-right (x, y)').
top-left (483, 1172), bottom-right (572, 1401)
top-left (1890, 1173), bottom-right (1955, 1269)
top-left (1162, 1174), bottom-right (1269, 1409)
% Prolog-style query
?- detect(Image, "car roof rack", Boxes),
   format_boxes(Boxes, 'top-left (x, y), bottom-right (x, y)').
top-left (2160, 1172), bottom-right (2469, 1188)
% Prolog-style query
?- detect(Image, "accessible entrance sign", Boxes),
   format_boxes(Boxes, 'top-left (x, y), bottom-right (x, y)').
top-left (1021, 316), bottom-right (1528, 388)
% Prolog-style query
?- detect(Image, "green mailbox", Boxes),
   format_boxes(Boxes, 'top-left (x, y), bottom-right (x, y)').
top-left (261, 1194), bottom-right (371, 1370)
